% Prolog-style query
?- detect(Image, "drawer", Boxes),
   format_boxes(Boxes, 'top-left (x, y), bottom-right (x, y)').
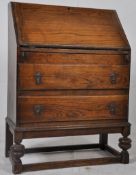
top-left (17, 95), bottom-right (128, 124)
top-left (18, 64), bottom-right (129, 90)
top-left (19, 51), bottom-right (129, 65)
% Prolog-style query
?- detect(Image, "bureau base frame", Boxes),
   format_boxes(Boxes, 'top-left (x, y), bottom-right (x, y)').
top-left (5, 118), bottom-right (131, 174)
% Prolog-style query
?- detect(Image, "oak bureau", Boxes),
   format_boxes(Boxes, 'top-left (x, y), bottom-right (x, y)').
top-left (6, 2), bottom-right (132, 174)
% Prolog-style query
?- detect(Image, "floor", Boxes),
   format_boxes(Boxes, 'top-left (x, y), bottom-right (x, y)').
top-left (0, 120), bottom-right (136, 175)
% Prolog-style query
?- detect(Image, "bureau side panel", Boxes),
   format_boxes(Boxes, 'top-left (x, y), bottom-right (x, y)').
top-left (7, 3), bottom-right (17, 124)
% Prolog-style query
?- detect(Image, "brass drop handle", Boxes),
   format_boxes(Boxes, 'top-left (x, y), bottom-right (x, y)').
top-left (34, 72), bottom-right (42, 85)
top-left (33, 105), bottom-right (44, 115)
top-left (107, 102), bottom-right (117, 115)
top-left (110, 72), bottom-right (117, 84)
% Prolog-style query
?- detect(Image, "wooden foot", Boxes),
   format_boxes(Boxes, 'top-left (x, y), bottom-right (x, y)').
top-left (119, 137), bottom-right (131, 163)
top-left (9, 143), bottom-right (25, 174)
top-left (5, 120), bottom-right (13, 157)
top-left (99, 133), bottom-right (108, 150)
top-left (119, 127), bottom-right (131, 164)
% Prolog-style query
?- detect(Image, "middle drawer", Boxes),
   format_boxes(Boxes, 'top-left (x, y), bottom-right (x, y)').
top-left (18, 64), bottom-right (129, 90)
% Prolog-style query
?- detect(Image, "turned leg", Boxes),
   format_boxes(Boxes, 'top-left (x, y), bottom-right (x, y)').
top-left (119, 127), bottom-right (131, 164)
top-left (99, 133), bottom-right (108, 150)
top-left (10, 143), bottom-right (25, 174)
top-left (5, 120), bottom-right (13, 157)
top-left (9, 133), bottom-right (25, 174)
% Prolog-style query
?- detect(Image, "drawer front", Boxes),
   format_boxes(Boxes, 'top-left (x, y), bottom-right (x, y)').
top-left (19, 52), bottom-right (128, 65)
top-left (18, 95), bottom-right (128, 123)
top-left (18, 64), bottom-right (129, 90)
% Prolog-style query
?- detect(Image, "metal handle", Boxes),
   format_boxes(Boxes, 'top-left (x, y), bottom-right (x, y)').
top-left (34, 72), bottom-right (42, 85)
top-left (110, 72), bottom-right (117, 84)
top-left (107, 102), bottom-right (117, 115)
top-left (21, 52), bottom-right (27, 59)
top-left (125, 55), bottom-right (130, 63)
top-left (33, 105), bottom-right (44, 115)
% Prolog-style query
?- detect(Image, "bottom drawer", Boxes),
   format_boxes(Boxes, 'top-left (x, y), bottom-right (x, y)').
top-left (17, 95), bottom-right (128, 124)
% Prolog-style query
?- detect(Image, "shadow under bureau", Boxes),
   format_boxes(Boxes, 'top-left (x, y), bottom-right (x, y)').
top-left (6, 2), bottom-right (132, 174)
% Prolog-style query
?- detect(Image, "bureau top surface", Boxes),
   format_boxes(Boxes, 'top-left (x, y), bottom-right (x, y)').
top-left (11, 2), bottom-right (130, 50)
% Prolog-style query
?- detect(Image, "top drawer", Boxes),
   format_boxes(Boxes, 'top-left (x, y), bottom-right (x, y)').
top-left (19, 51), bottom-right (129, 65)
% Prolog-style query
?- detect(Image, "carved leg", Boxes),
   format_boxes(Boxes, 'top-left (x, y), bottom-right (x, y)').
top-left (5, 121), bottom-right (13, 157)
top-left (9, 134), bottom-right (25, 174)
top-left (99, 133), bottom-right (108, 150)
top-left (119, 127), bottom-right (131, 164)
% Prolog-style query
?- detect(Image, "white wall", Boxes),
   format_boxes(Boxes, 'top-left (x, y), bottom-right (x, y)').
top-left (0, 0), bottom-right (136, 134)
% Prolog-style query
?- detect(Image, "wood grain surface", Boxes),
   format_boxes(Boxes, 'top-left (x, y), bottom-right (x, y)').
top-left (17, 95), bottom-right (128, 123)
top-left (19, 52), bottom-right (128, 65)
top-left (18, 64), bottom-right (129, 90)
top-left (12, 2), bottom-right (130, 50)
